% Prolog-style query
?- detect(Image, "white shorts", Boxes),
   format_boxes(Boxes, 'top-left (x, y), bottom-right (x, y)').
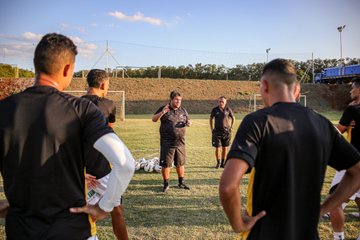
top-left (87, 174), bottom-right (122, 206)
top-left (87, 236), bottom-right (98, 240)
top-left (330, 170), bottom-right (360, 200)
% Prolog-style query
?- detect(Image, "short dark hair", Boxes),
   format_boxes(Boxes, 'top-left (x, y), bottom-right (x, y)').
top-left (262, 58), bottom-right (297, 87)
top-left (352, 77), bottom-right (360, 88)
top-left (34, 33), bottom-right (77, 75)
top-left (87, 69), bottom-right (109, 88)
top-left (219, 96), bottom-right (227, 100)
top-left (170, 90), bottom-right (181, 100)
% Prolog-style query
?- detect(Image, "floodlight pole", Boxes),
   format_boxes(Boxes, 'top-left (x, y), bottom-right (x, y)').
top-left (106, 40), bottom-right (109, 73)
top-left (337, 25), bottom-right (346, 61)
top-left (266, 48), bottom-right (271, 62)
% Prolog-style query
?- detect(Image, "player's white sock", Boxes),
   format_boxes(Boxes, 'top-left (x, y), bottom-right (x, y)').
top-left (333, 232), bottom-right (344, 240)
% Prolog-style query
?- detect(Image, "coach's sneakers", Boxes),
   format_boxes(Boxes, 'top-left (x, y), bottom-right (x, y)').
top-left (163, 183), bottom-right (170, 193)
top-left (178, 182), bottom-right (190, 190)
top-left (215, 162), bottom-right (220, 169)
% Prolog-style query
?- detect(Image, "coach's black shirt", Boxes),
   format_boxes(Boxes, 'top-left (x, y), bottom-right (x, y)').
top-left (227, 102), bottom-right (360, 240)
top-left (210, 106), bottom-right (234, 131)
top-left (0, 86), bottom-right (114, 240)
top-left (155, 105), bottom-right (190, 147)
top-left (339, 104), bottom-right (360, 151)
top-left (81, 95), bottom-right (115, 178)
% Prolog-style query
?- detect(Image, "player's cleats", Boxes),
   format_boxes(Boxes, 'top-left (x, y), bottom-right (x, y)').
top-left (178, 183), bottom-right (190, 190)
top-left (163, 183), bottom-right (170, 193)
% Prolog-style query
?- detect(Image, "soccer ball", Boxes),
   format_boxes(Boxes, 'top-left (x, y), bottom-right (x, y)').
top-left (134, 161), bottom-right (141, 171)
top-left (144, 162), bottom-right (154, 172)
top-left (152, 157), bottom-right (160, 165)
top-left (139, 158), bottom-right (147, 168)
top-left (153, 164), bottom-right (162, 173)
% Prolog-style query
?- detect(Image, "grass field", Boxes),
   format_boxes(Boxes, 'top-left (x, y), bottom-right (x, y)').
top-left (0, 112), bottom-right (359, 239)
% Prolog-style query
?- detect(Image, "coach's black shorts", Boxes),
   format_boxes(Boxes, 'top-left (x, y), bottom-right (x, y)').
top-left (160, 145), bottom-right (186, 167)
top-left (212, 130), bottom-right (231, 147)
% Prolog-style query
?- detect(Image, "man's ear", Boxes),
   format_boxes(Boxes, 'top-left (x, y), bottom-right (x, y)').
top-left (63, 64), bottom-right (71, 77)
top-left (99, 82), bottom-right (105, 90)
top-left (262, 79), bottom-right (269, 93)
top-left (293, 83), bottom-right (301, 101)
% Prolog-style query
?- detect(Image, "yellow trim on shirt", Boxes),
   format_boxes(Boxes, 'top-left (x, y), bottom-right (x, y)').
top-left (240, 168), bottom-right (255, 240)
top-left (84, 168), bottom-right (97, 237)
top-left (346, 127), bottom-right (352, 143)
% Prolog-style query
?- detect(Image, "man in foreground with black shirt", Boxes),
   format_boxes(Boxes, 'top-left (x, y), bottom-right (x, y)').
top-left (219, 59), bottom-right (360, 240)
top-left (0, 33), bottom-right (134, 240)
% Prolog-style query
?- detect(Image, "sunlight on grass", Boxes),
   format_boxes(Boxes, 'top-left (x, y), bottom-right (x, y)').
top-left (0, 113), bottom-right (358, 240)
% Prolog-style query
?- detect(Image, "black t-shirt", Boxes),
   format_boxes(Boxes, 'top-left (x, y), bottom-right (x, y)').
top-left (210, 106), bottom-right (234, 131)
top-left (339, 104), bottom-right (360, 151)
top-left (227, 102), bottom-right (359, 240)
top-left (0, 86), bottom-right (114, 240)
top-left (81, 95), bottom-right (116, 124)
top-left (81, 95), bottom-right (114, 178)
top-left (155, 105), bottom-right (190, 147)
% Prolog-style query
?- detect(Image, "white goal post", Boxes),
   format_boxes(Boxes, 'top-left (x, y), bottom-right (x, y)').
top-left (249, 94), bottom-right (307, 112)
top-left (64, 90), bottom-right (125, 121)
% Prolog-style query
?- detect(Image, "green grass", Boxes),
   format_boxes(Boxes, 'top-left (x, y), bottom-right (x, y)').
top-left (1, 113), bottom-right (359, 240)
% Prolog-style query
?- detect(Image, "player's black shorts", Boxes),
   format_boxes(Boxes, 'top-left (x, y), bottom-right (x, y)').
top-left (160, 144), bottom-right (186, 167)
top-left (212, 130), bottom-right (231, 147)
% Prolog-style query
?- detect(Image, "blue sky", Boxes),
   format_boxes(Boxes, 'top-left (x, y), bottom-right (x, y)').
top-left (0, 0), bottom-right (359, 71)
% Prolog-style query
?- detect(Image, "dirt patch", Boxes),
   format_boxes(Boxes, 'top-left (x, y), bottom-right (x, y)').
top-left (0, 78), bottom-right (351, 114)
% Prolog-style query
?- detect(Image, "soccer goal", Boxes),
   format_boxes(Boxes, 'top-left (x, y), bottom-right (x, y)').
top-left (249, 94), bottom-right (307, 112)
top-left (64, 90), bottom-right (125, 121)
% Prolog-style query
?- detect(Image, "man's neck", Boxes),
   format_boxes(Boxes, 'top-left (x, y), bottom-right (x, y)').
top-left (170, 104), bottom-right (179, 110)
top-left (269, 91), bottom-right (296, 106)
top-left (34, 73), bottom-right (62, 91)
top-left (87, 88), bottom-right (104, 97)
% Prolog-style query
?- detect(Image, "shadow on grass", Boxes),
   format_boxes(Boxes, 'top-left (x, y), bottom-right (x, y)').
top-left (129, 178), bottom-right (248, 187)
top-left (97, 195), bottom-right (229, 228)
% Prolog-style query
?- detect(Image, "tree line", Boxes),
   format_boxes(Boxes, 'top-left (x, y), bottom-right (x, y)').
top-left (2, 58), bottom-right (360, 81)
top-left (74, 58), bottom-right (360, 82)
top-left (0, 64), bottom-right (35, 78)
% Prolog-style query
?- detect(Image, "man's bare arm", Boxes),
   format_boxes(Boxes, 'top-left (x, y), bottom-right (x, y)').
top-left (219, 159), bottom-right (266, 233)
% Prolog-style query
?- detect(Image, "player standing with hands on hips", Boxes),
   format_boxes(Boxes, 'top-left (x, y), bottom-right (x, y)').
top-left (210, 96), bottom-right (235, 168)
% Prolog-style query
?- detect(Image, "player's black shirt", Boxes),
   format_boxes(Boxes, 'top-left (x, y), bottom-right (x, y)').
top-left (155, 105), bottom-right (190, 147)
top-left (227, 102), bottom-right (359, 240)
top-left (81, 95), bottom-right (116, 124)
top-left (339, 104), bottom-right (360, 151)
top-left (210, 106), bottom-right (234, 131)
top-left (0, 86), bottom-right (114, 240)
top-left (81, 95), bottom-right (115, 178)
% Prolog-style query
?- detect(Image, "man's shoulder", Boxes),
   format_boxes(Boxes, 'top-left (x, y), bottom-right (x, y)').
top-left (225, 106), bottom-right (233, 112)
top-left (101, 97), bottom-right (115, 106)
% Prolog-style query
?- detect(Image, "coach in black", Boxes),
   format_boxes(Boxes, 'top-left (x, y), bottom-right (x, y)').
top-left (210, 96), bottom-right (235, 168)
top-left (219, 59), bottom-right (360, 240)
top-left (0, 33), bottom-right (134, 239)
top-left (152, 90), bottom-right (191, 192)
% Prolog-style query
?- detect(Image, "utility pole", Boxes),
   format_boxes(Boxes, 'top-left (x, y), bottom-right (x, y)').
top-left (337, 25), bottom-right (346, 61)
top-left (266, 48), bottom-right (271, 62)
